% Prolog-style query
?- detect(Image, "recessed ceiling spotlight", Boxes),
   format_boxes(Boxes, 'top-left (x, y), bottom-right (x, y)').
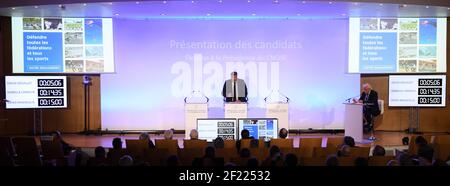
top-left (251, 13), bottom-right (256, 16)
top-left (247, 0), bottom-right (251, 3)
top-left (83, 3), bottom-right (87, 6)
top-left (379, 3), bottom-right (383, 6)
top-left (160, 13), bottom-right (166, 16)
top-left (114, 13), bottom-right (119, 16)
top-left (341, 13), bottom-right (347, 16)
top-left (108, 2), bottom-right (113, 5)
top-left (425, 6), bottom-right (429, 8)
top-left (11, 7), bottom-right (15, 10)
top-left (302, 1), bottom-right (306, 4)
top-left (34, 6), bottom-right (39, 8)
top-left (191, 1), bottom-right (195, 3)
top-left (328, 2), bottom-right (333, 4)
top-left (136, 1), bottom-right (140, 4)
top-left (206, 13), bottom-right (211, 16)
top-left (58, 4), bottom-right (63, 7)
top-left (353, 2), bottom-right (358, 5)
top-left (163, 1), bottom-right (167, 4)
top-left (273, 0), bottom-right (279, 3)
top-left (218, 0), bottom-right (223, 3)
top-left (296, 13), bottom-right (301, 16)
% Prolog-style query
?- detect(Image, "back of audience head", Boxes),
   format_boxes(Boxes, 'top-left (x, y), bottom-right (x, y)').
top-left (398, 153), bottom-right (414, 166)
top-left (284, 153), bottom-right (298, 167)
top-left (204, 146), bottom-right (215, 159)
top-left (326, 155), bottom-right (339, 166)
top-left (95, 146), bottom-right (106, 158)
top-left (269, 145), bottom-right (281, 158)
top-left (240, 148), bottom-right (251, 158)
top-left (372, 145), bottom-right (386, 156)
top-left (279, 128), bottom-right (288, 139)
top-left (139, 132), bottom-right (150, 141)
top-left (164, 130), bottom-right (174, 140)
top-left (68, 149), bottom-right (89, 166)
top-left (119, 155), bottom-right (134, 166)
top-left (241, 129), bottom-right (250, 139)
top-left (213, 137), bottom-right (224, 148)
top-left (415, 136), bottom-right (428, 147)
top-left (354, 157), bottom-right (368, 166)
top-left (190, 129), bottom-right (199, 140)
top-left (112, 137), bottom-right (123, 149)
top-left (343, 136), bottom-right (355, 147)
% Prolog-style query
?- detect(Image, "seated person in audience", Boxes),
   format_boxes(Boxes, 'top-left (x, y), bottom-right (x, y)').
top-left (240, 148), bottom-right (251, 158)
top-left (213, 137), bottom-right (224, 149)
top-left (339, 136), bottom-right (356, 148)
top-left (68, 148), bottom-right (89, 166)
top-left (417, 145), bottom-right (434, 166)
top-left (118, 155), bottom-right (134, 166)
top-left (164, 130), bottom-right (174, 140)
top-left (189, 129), bottom-right (199, 140)
top-left (413, 136), bottom-right (428, 154)
top-left (278, 128), bottom-right (288, 139)
top-left (337, 145), bottom-right (351, 157)
top-left (139, 132), bottom-right (155, 148)
top-left (166, 155), bottom-right (179, 166)
top-left (284, 153), bottom-right (298, 167)
top-left (201, 146), bottom-right (223, 167)
top-left (261, 146), bottom-right (283, 167)
top-left (354, 157), bottom-right (368, 166)
top-left (236, 129), bottom-right (254, 151)
top-left (107, 137), bottom-right (130, 165)
top-left (52, 130), bottom-right (74, 155)
top-left (88, 146), bottom-right (108, 166)
top-left (247, 158), bottom-right (259, 167)
top-left (372, 145), bottom-right (386, 156)
top-left (397, 152), bottom-right (414, 166)
top-left (326, 155), bottom-right (339, 166)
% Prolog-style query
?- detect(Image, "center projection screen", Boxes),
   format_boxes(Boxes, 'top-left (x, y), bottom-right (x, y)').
top-left (101, 19), bottom-right (360, 130)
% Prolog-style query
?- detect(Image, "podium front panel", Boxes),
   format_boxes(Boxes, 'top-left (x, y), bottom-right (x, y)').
top-left (224, 103), bottom-right (248, 119)
top-left (343, 103), bottom-right (363, 143)
top-left (266, 103), bottom-right (289, 130)
top-left (185, 103), bottom-right (208, 139)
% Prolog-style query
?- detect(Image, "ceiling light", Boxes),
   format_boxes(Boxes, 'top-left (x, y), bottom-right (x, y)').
top-left (11, 7), bottom-right (15, 10)
top-left (114, 13), bottom-right (119, 16)
top-left (83, 3), bottom-right (87, 6)
top-left (251, 13), bottom-right (256, 16)
top-left (136, 1), bottom-right (140, 4)
top-left (34, 6), bottom-right (38, 8)
top-left (379, 3), bottom-right (383, 6)
top-left (218, 0), bottom-right (223, 3)
top-left (425, 6), bottom-right (429, 8)
top-left (163, 1), bottom-right (167, 4)
top-left (328, 2), bottom-right (332, 4)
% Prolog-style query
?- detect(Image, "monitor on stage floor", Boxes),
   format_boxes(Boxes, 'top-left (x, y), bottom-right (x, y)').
top-left (238, 118), bottom-right (278, 142)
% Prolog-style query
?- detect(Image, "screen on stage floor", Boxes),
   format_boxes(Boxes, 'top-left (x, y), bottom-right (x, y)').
top-left (5, 76), bottom-right (67, 109)
top-left (389, 75), bottom-right (446, 107)
top-left (101, 19), bottom-right (360, 130)
top-left (349, 18), bottom-right (447, 73)
top-left (197, 119), bottom-right (237, 142)
top-left (238, 118), bottom-right (278, 141)
top-left (11, 17), bottom-right (114, 73)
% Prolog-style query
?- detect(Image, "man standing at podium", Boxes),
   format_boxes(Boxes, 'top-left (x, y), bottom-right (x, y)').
top-left (222, 71), bottom-right (248, 102)
top-left (355, 83), bottom-right (380, 133)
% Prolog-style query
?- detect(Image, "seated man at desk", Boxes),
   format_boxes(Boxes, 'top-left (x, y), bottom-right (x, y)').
top-left (222, 71), bottom-right (248, 102)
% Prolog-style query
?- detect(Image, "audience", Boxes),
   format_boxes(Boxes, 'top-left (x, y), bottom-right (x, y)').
top-left (326, 155), bottom-right (339, 166)
top-left (236, 129), bottom-right (254, 151)
top-left (239, 148), bottom-right (251, 158)
top-left (118, 155), bottom-right (134, 166)
top-left (342, 136), bottom-right (356, 148)
top-left (112, 137), bottom-right (123, 149)
top-left (337, 145), bottom-right (351, 157)
top-left (189, 129), bottom-right (199, 140)
top-left (417, 145), bottom-right (434, 166)
top-left (247, 158), bottom-right (259, 167)
top-left (372, 145), bottom-right (386, 156)
top-left (52, 130), bottom-right (74, 155)
top-left (278, 128), bottom-right (288, 139)
top-left (213, 137), bottom-right (224, 149)
top-left (166, 155), bottom-right (179, 166)
top-left (139, 132), bottom-right (155, 148)
top-left (261, 146), bottom-right (283, 167)
top-left (68, 148), bottom-right (89, 166)
top-left (88, 146), bottom-right (107, 166)
top-left (164, 130), bottom-right (174, 140)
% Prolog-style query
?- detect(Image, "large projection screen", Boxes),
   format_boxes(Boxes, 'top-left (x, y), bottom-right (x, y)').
top-left (11, 17), bottom-right (115, 73)
top-left (101, 19), bottom-right (360, 130)
top-left (349, 18), bottom-right (447, 73)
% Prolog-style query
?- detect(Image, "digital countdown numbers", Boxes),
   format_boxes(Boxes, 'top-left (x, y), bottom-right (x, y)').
top-left (5, 76), bottom-right (67, 109)
top-left (389, 75), bottom-right (446, 107)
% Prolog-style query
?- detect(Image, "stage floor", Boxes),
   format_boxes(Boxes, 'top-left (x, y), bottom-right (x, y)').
top-left (55, 131), bottom-right (440, 149)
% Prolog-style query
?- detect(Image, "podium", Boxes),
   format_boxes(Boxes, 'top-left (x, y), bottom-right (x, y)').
top-left (184, 91), bottom-right (209, 139)
top-left (224, 102), bottom-right (248, 119)
top-left (343, 103), bottom-right (363, 143)
top-left (266, 103), bottom-right (289, 130)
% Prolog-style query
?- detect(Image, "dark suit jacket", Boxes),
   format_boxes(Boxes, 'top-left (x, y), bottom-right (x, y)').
top-left (359, 90), bottom-right (381, 116)
top-left (222, 81), bottom-right (248, 102)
